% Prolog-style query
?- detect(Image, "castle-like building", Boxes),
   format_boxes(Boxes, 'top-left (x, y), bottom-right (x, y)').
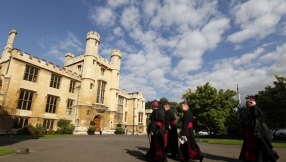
top-left (0, 30), bottom-right (146, 134)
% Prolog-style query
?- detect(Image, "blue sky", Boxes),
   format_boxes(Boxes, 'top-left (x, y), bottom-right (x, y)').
top-left (1, 0), bottom-right (286, 102)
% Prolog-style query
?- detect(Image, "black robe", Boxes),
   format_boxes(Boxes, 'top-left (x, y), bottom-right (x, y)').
top-left (164, 110), bottom-right (179, 156)
top-left (180, 110), bottom-right (203, 160)
top-left (145, 108), bottom-right (167, 162)
top-left (239, 105), bottom-right (279, 162)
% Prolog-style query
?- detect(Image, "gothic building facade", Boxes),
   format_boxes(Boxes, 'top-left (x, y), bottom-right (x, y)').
top-left (0, 30), bottom-right (146, 134)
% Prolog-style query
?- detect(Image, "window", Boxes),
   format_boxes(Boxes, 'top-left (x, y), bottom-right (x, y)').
top-left (125, 112), bottom-right (127, 122)
top-left (138, 113), bottom-right (143, 123)
top-left (69, 80), bottom-right (75, 93)
top-left (93, 60), bottom-right (96, 65)
top-left (96, 81), bottom-right (106, 104)
top-left (43, 119), bottom-right (54, 129)
top-left (50, 74), bottom-right (61, 89)
top-left (23, 65), bottom-right (38, 82)
top-left (66, 99), bottom-right (73, 116)
top-left (15, 118), bottom-right (29, 128)
top-left (18, 90), bottom-right (34, 110)
top-left (90, 83), bottom-right (93, 89)
top-left (78, 65), bottom-right (82, 73)
top-left (45, 95), bottom-right (59, 113)
top-left (87, 110), bottom-right (91, 116)
top-left (101, 68), bottom-right (105, 75)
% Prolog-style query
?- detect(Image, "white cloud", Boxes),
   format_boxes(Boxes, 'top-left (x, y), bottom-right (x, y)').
top-left (107, 0), bottom-right (130, 9)
top-left (113, 27), bottom-right (124, 37)
top-left (43, 31), bottom-right (84, 63)
top-left (88, 6), bottom-right (116, 27)
top-left (279, 22), bottom-right (286, 36)
top-left (228, 0), bottom-right (286, 43)
top-left (234, 45), bottom-right (242, 50)
top-left (124, 53), bottom-right (145, 67)
top-left (142, 0), bottom-right (159, 18)
top-left (84, 0), bottom-right (285, 102)
top-left (181, 43), bottom-right (286, 103)
top-left (120, 6), bottom-right (141, 31)
top-left (114, 39), bottom-right (137, 53)
top-left (149, 1), bottom-right (219, 30)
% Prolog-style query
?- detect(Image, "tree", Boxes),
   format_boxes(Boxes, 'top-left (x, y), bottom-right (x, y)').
top-left (0, 97), bottom-right (18, 134)
top-left (158, 97), bottom-right (169, 110)
top-left (182, 82), bottom-right (238, 135)
top-left (145, 101), bottom-right (152, 109)
top-left (250, 75), bottom-right (286, 129)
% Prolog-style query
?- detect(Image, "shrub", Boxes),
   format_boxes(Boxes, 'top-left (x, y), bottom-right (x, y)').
top-left (17, 124), bottom-right (34, 135)
top-left (116, 123), bottom-right (122, 127)
top-left (114, 127), bottom-right (124, 134)
top-left (88, 127), bottom-right (96, 131)
top-left (46, 129), bottom-right (55, 135)
top-left (56, 119), bottom-right (75, 134)
top-left (65, 124), bottom-right (75, 134)
top-left (30, 124), bottom-right (45, 136)
top-left (57, 119), bottom-right (69, 128)
top-left (90, 121), bottom-right (95, 126)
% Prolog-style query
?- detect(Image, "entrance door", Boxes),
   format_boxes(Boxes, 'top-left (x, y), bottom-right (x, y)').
top-left (94, 117), bottom-right (100, 132)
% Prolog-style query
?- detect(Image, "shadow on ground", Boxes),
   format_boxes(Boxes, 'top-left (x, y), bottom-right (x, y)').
top-left (0, 136), bottom-right (33, 147)
top-left (125, 148), bottom-right (146, 161)
top-left (204, 153), bottom-right (241, 162)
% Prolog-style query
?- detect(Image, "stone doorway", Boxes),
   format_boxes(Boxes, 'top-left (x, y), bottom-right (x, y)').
top-left (93, 117), bottom-right (100, 132)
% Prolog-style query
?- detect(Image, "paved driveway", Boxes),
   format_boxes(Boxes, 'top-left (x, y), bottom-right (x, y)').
top-left (0, 135), bottom-right (285, 162)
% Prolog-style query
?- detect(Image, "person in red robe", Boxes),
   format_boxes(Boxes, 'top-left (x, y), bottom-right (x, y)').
top-left (239, 98), bottom-right (279, 162)
top-left (144, 100), bottom-right (167, 162)
top-left (163, 103), bottom-right (179, 158)
top-left (179, 103), bottom-right (204, 162)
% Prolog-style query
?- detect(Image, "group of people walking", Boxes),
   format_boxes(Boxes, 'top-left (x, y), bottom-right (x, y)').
top-left (144, 99), bottom-right (280, 162)
top-left (144, 100), bottom-right (204, 162)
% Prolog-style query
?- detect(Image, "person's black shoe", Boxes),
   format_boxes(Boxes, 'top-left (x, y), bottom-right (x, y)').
top-left (143, 154), bottom-right (150, 161)
top-left (199, 154), bottom-right (205, 162)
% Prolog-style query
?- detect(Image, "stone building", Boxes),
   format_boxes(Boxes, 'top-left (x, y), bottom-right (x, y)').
top-left (0, 30), bottom-right (146, 134)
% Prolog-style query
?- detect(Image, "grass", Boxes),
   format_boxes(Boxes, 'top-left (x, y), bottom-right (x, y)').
top-left (1, 134), bottom-right (73, 139)
top-left (0, 147), bottom-right (16, 156)
top-left (196, 137), bottom-right (286, 148)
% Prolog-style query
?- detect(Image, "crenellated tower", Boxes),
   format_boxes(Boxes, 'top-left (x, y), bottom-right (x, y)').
top-left (1, 30), bottom-right (17, 60)
top-left (108, 49), bottom-right (122, 111)
top-left (80, 31), bottom-right (100, 104)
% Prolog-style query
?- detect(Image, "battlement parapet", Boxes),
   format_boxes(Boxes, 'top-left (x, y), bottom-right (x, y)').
top-left (9, 30), bottom-right (18, 35)
top-left (32, 56), bottom-right (39, 62)
top-left (10, 49), bottom-right (81, 81)
top-left (111, 49), bottom-right (122, 58)
top-left (65, 52), bottom-right (75, 58)
top-left (118, 91), bottom-right (127, 97)
top-left (40, 59), bottom-right (47, 66)
top-left (66, 53), bottom-right (85, 66)
top-left (98, 56), bottom-right (111, 68)
top-left (87, 31), bottom-right (100, 43)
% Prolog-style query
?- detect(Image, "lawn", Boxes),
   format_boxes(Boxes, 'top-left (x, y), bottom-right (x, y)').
top-left (0, 147), bottom-right (16, 156)
top-left (197, 138), bottom-right (286, 148)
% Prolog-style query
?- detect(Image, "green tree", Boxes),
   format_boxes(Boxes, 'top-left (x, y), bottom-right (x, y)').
top-left (182, 82), bottom-right (238, 135)
top-left (158, 97), bottom-right (169, 110)
top-left (251, 75), bottom-right (286, 129)
top-left (145, 101), bottom-right (152, 109)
